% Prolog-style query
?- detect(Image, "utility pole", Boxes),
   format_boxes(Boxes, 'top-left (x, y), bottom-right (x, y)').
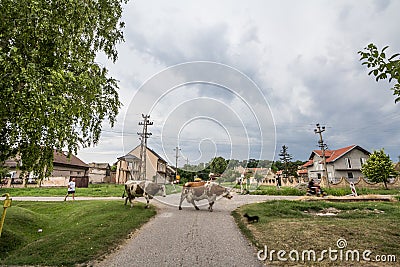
top-left (314, 123), bottom-right (330, 188)
top-left (137, 114), bottom-right (153, 180)
top-left (174, 147), bottom-right (181, 181)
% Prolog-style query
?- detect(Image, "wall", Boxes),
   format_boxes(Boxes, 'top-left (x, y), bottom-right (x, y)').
top-left (262, 176), bottom-right (400, 189)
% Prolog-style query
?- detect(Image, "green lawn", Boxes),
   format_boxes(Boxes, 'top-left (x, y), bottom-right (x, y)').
top-left (233, 200), bottom-right (400, 266)
top-left (0, 200), bottom-right (156, 266)
top-left (0, 183), bottom-right (181, 197)
top-left (251, 185), bottom-right (400, 196)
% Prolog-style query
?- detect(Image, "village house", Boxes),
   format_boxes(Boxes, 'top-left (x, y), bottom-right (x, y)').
top-left (116, 153), bottom-right (141, 183)
top-left (2, 150), bottom-right (89, 187)
top-left (303, 145), bottom-right (370, 182)
top-left (234, 166), bottom-right (273, 184)
top-left (115, 145), bottom-right (174, 184)
top-left (88, 163), bottom-right (111, 184)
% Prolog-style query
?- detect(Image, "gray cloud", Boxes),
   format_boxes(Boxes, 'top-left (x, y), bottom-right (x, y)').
top-left (77, 0), bottom-right (400, 165)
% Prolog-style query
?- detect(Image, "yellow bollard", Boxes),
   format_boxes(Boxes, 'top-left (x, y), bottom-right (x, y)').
top-left (0, 193), bottom-right (12, 238)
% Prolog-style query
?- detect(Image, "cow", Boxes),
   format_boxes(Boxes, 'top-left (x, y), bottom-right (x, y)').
top-left (178, 181), bottom-right (233, 212)
top-left (184, 181), bottom-right (206, 187)
top-left (122, 180), bottom-right (166, 208)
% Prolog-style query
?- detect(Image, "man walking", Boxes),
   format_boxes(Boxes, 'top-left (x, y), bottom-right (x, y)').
top-left (64, 178), bottom-right (76, 201)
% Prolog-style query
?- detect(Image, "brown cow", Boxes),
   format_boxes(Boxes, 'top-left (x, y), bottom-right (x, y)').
top-left (178, 181), bottom-right (233, 211)
top-left (184, 181), bottom-right (207, 187)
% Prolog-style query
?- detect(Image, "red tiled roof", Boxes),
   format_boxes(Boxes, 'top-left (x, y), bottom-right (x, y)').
top-left (297, 169), bottom-right (308, 174)
top-left (53, 151), bottom-right (88, 168)
top-left (307, 145), bottom-right (370, 165)
top-left (311, 145), bottom-right (356, 163)
top-left (302, 159), bottom-right (314, 168)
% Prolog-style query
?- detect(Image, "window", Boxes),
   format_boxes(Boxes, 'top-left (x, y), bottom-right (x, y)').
top-left (347, 172), bottom-right (354, 179)
top-left (315, 160), bottom-right (323, 170)
top-left (360, 158), bottom-right (367, 166)
top-left (345, 158), bottom-right (352, 169)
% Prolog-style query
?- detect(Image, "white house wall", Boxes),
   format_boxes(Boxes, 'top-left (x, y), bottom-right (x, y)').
top-left (130, 146), bottom-right (167, 183)
top-left (307, 147), bottom-right (369, 181)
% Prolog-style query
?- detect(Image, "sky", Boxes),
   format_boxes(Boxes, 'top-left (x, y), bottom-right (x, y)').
top-left (77, 0), bottom-right (400, 167)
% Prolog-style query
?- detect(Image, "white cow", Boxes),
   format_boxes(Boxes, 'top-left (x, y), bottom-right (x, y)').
top-left (122, 180), bottom-right (166, 208)
top-left (178, 181), bottom-right (233, 212)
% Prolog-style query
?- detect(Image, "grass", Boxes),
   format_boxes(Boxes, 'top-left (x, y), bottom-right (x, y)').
top-left (233, 200), bottom-right (400, 266)
top-left (0, 183), bottom-right (181, 197)
top-left (250, 185), bottom-right (306, 196)
top-left (251, 185), bottom-right (400, 196)
top-left (0, 200), bottom-right (156, 266)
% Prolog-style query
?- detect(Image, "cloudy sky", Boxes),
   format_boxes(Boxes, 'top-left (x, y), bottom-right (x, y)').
top-left (77, 0), bottom-right (400, 166)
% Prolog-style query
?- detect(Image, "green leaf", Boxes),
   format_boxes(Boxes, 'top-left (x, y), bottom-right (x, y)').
top-left (0, 0), bottom-right (127, 177)
top-left (388, 53), bottom-right (400, 61)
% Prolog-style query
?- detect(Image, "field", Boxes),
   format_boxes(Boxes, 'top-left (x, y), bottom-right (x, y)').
top-left (1, 184), bottom-right (399, 266)
top-left (233, 200), bottom-right (400, 266)
top-left (250, 185), bottom-right (400, 196)
top-left (0, 183), bottom-right (181, 197)
top-left (0, 200), bottom-right (156, 266)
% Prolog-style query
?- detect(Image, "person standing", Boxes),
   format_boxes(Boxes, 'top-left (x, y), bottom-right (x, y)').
top-left (64, 178), bottom-right (76, 201)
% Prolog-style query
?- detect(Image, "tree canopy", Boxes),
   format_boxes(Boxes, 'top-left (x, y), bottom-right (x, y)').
top-left (279, 145), bottom-right (293, 177)
top-left (358, 43), bottom-right (400, 103)
top-left (0, 0), bottom-right (128, 178)
top-left (361, 149), bottom-right (397, 189)
top-left (209, 156), bottom-right (228, 175)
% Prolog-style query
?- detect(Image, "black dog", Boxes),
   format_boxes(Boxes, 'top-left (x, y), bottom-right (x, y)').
top-left (243, 213), bottom-right (259, 223)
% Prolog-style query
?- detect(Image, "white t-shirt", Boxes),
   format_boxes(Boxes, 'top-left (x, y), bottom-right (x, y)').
top-left (68, 181), bottom-right (76, 192)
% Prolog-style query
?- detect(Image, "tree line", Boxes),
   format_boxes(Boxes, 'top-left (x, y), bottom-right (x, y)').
top-left (176, 155), bottom-right (306, 184)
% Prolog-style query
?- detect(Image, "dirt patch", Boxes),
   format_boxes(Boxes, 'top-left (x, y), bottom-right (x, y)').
top-left (305, 207), bottom-right (341, 216)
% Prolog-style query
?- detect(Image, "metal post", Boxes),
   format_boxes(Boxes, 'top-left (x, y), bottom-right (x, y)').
top-left (174, 147), bottom-right (181, 182)
top-left (0, 193), bottom-right (12, 237)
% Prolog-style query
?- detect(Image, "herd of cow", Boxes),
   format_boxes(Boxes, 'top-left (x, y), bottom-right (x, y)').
top-left (122, 180), bottom-right (233, 211)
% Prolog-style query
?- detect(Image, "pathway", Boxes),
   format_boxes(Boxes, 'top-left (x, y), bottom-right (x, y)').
top-left (91, 193), bottom-right (299, 267)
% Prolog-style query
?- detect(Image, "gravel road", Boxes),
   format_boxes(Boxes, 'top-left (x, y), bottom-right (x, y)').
top-left (91, 193), bottom-right (299, 267)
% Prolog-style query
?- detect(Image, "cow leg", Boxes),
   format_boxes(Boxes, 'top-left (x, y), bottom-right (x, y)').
top-left (178, 194), bottom-right (185, 210)
top-left (144, 194), bottom-right (150, 208)
top-left (131, 197), bottom-right (135, 208)
top-left (191, 200), bottom-right (200, 210)
top-left (125, 195), bottom-right (134, 207)
top-left (208, 201), bottom-right (214, 212)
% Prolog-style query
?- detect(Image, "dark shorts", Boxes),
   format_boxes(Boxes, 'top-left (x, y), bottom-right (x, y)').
top-left (67, 191), bottom-right (75, 194)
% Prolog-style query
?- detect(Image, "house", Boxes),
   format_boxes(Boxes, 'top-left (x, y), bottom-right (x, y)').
top-left (303, 145), bottom-right (370, 182)
top-left (46, 151), bottom-right (89, 187)
top-left (116, 153), bottom-right (141, 183)
top-left (88, 163), bottom-right (111, 184)
top-left (297, 168), bottom-right (308, 180)
top-left (115, 145), bottom-right (172, 184)
top-left (3, 151), bottom-right (89, 187)
top-left (234, 166), bottom-right (272, 184)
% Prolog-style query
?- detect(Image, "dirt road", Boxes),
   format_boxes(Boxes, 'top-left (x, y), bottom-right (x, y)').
top-left (92, 193), bottom-right (299, 267)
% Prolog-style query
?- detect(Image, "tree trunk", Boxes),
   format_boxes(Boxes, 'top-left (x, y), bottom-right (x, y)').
top-left (383, 180), bottom-right (388, 190)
